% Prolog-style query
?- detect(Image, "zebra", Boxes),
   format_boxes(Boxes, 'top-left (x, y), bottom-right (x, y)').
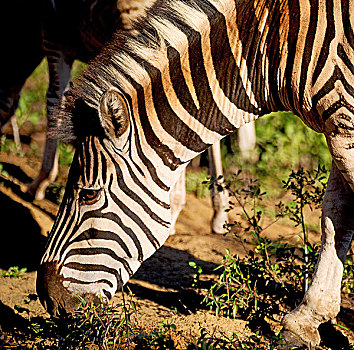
top-left (36, 0), bottom-right (354, 347)
top-left (0, 0), bottom-right (256, 234)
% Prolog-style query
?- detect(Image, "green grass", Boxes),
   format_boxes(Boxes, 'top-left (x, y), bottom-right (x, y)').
top-left (185, 170), bottom-right (210, 197)
top-left (71, 61), bottom-right (87, 79)
top-left (16, 58), bottom-right (86, 129)
top-left (16, 59), bottom-right (48, 128)
top-left (254, 111), bottom-right (331, 173)
top-left (190, 169), bottom-right (352, 349)
top-left (184, 111), bottom-right (331, 198)
top-left (4, 294), bottom-right (290, 350)
top-left (1, 266), bottom-right (27, 278)
top-left (222, 111), bottom-right (331, 197)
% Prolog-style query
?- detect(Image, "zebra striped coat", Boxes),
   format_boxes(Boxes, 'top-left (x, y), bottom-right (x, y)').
top-left (37, 0), bottom-right (354, 347)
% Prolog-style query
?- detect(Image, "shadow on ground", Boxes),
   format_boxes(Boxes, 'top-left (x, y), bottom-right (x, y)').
top-left (0, 162), bottom-right (61, 217)
top-left (132, 245), bottom-right (218, 289)
top-left (127, 283), bottom-right (205, 315)
top-left (125, 245), bottom-right (219, 313)
top-left (0, 192), bottom-right (46, 271)
top-left (1, 162), bottom-right (33, 184)
top-left (319, 320), bottom-right (352, 350)
top-left (0, 300), bottom-right (28, 332)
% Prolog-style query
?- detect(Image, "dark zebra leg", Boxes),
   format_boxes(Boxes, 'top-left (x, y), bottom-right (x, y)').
top-left (0, 88), bottom-right (22, 152)
top-left (28, 51), bottom-right (73, 200)
top-left (0, 88), bottom-right (21, 130)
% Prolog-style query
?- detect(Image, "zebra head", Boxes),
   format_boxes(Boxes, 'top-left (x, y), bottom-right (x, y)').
top-left (37, 88), bottom-right (173, 316)
top-left (36, 0), bottom-right (246, 316)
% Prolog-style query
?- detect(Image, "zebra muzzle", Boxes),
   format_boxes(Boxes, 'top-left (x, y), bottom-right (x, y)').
top-left (36, 261), bottom-right (102, 317)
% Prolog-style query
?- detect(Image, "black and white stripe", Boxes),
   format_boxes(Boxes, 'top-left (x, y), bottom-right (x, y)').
top-left (38, 0), bottom-right (353, 330)
top-left (41, 135), bottom-right (173, 300)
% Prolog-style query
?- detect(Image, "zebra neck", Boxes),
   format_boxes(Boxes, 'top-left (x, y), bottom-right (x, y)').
top-left (125, 0), bottom-right (291, 168)
top-left (60, 0), bottom-right (293, 173)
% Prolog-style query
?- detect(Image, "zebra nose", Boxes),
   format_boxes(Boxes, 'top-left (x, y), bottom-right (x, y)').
top-left (36, 262), bottom-right (101, 316)
top-left (36, 261), bottom-right (78, 316)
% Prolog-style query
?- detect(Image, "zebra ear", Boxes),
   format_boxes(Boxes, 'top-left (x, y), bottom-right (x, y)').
top-left (99, 88), bottom-right (130, 139)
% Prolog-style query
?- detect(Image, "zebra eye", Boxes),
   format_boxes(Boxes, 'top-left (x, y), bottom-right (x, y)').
top-left (79, 189), bottom-right (101, 205)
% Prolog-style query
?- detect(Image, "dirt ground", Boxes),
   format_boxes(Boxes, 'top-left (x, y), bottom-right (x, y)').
top-left (0, 127), bottom-right (353, 348)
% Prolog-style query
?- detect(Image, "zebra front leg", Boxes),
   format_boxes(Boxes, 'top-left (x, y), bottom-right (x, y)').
top-left (208, 141), bottom-right (229, 234)
top-left (282, 163), bottom-right (354, 347)
top-left (170, 142), bottom-right (229, 235)
top-left (238, 121), bottom-right (256, 161)
top-left (28, 52), bottom-right (73, 200)
top-left (170, 169), bottom-right (186, 235)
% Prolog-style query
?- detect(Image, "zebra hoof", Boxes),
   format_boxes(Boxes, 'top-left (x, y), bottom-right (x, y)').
top-left (27, 179), bottom-right (48, 201)
top-left (281, 312), bottom-right (321, 348)
top-left (211, 214), bottom-right (228, 234)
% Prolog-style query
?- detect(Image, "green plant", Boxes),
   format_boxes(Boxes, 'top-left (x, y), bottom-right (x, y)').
top-left (1, 266), bottom-right (27, 278)
top-left (46, 182), bottom-right (65, 204)
top-left (33, 298), bottom-right (176, 350)
top-left (14, 294), bottom-right (38, 320)
top-left (201, 168), bottom-right (331, 324)
top-left (71, 60), bottom-right (87, 79)
top-left (209, 172), bottom-right (282, 275)
top-left (23, 294), bottom-right (137, 349)
top-left (342, 257), bottom-right (354, 295)
top-left (281, 166), bottom-right (327, 290)
top-left (30, 142), bottom-right (41, 156)
top-left (202, 250), bottom-right (260, 319)
top-left (55, 294), bottom-right (139, 350)
top-left (222, 112), bottom-right (331, 198)
top-left (253, 112), bottom-right (331, 179)
top-left (1, 135), bottom-right (14, 154)
top-left (185, 170), bottom-right (210, 197)
top-left (16, 59), bottom-right (47, 128)
top-left (0, 162), bottom-right (9, 178)
top-left (58, 141), bottom-right (75, 167)
top-left (134, 321), bottom-right (176, 349)
top-left (189, 261), bottom-right (203, 288)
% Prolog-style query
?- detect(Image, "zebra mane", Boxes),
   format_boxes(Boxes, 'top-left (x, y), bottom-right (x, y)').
top-left (52, 0), bottom-right (220, 143)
